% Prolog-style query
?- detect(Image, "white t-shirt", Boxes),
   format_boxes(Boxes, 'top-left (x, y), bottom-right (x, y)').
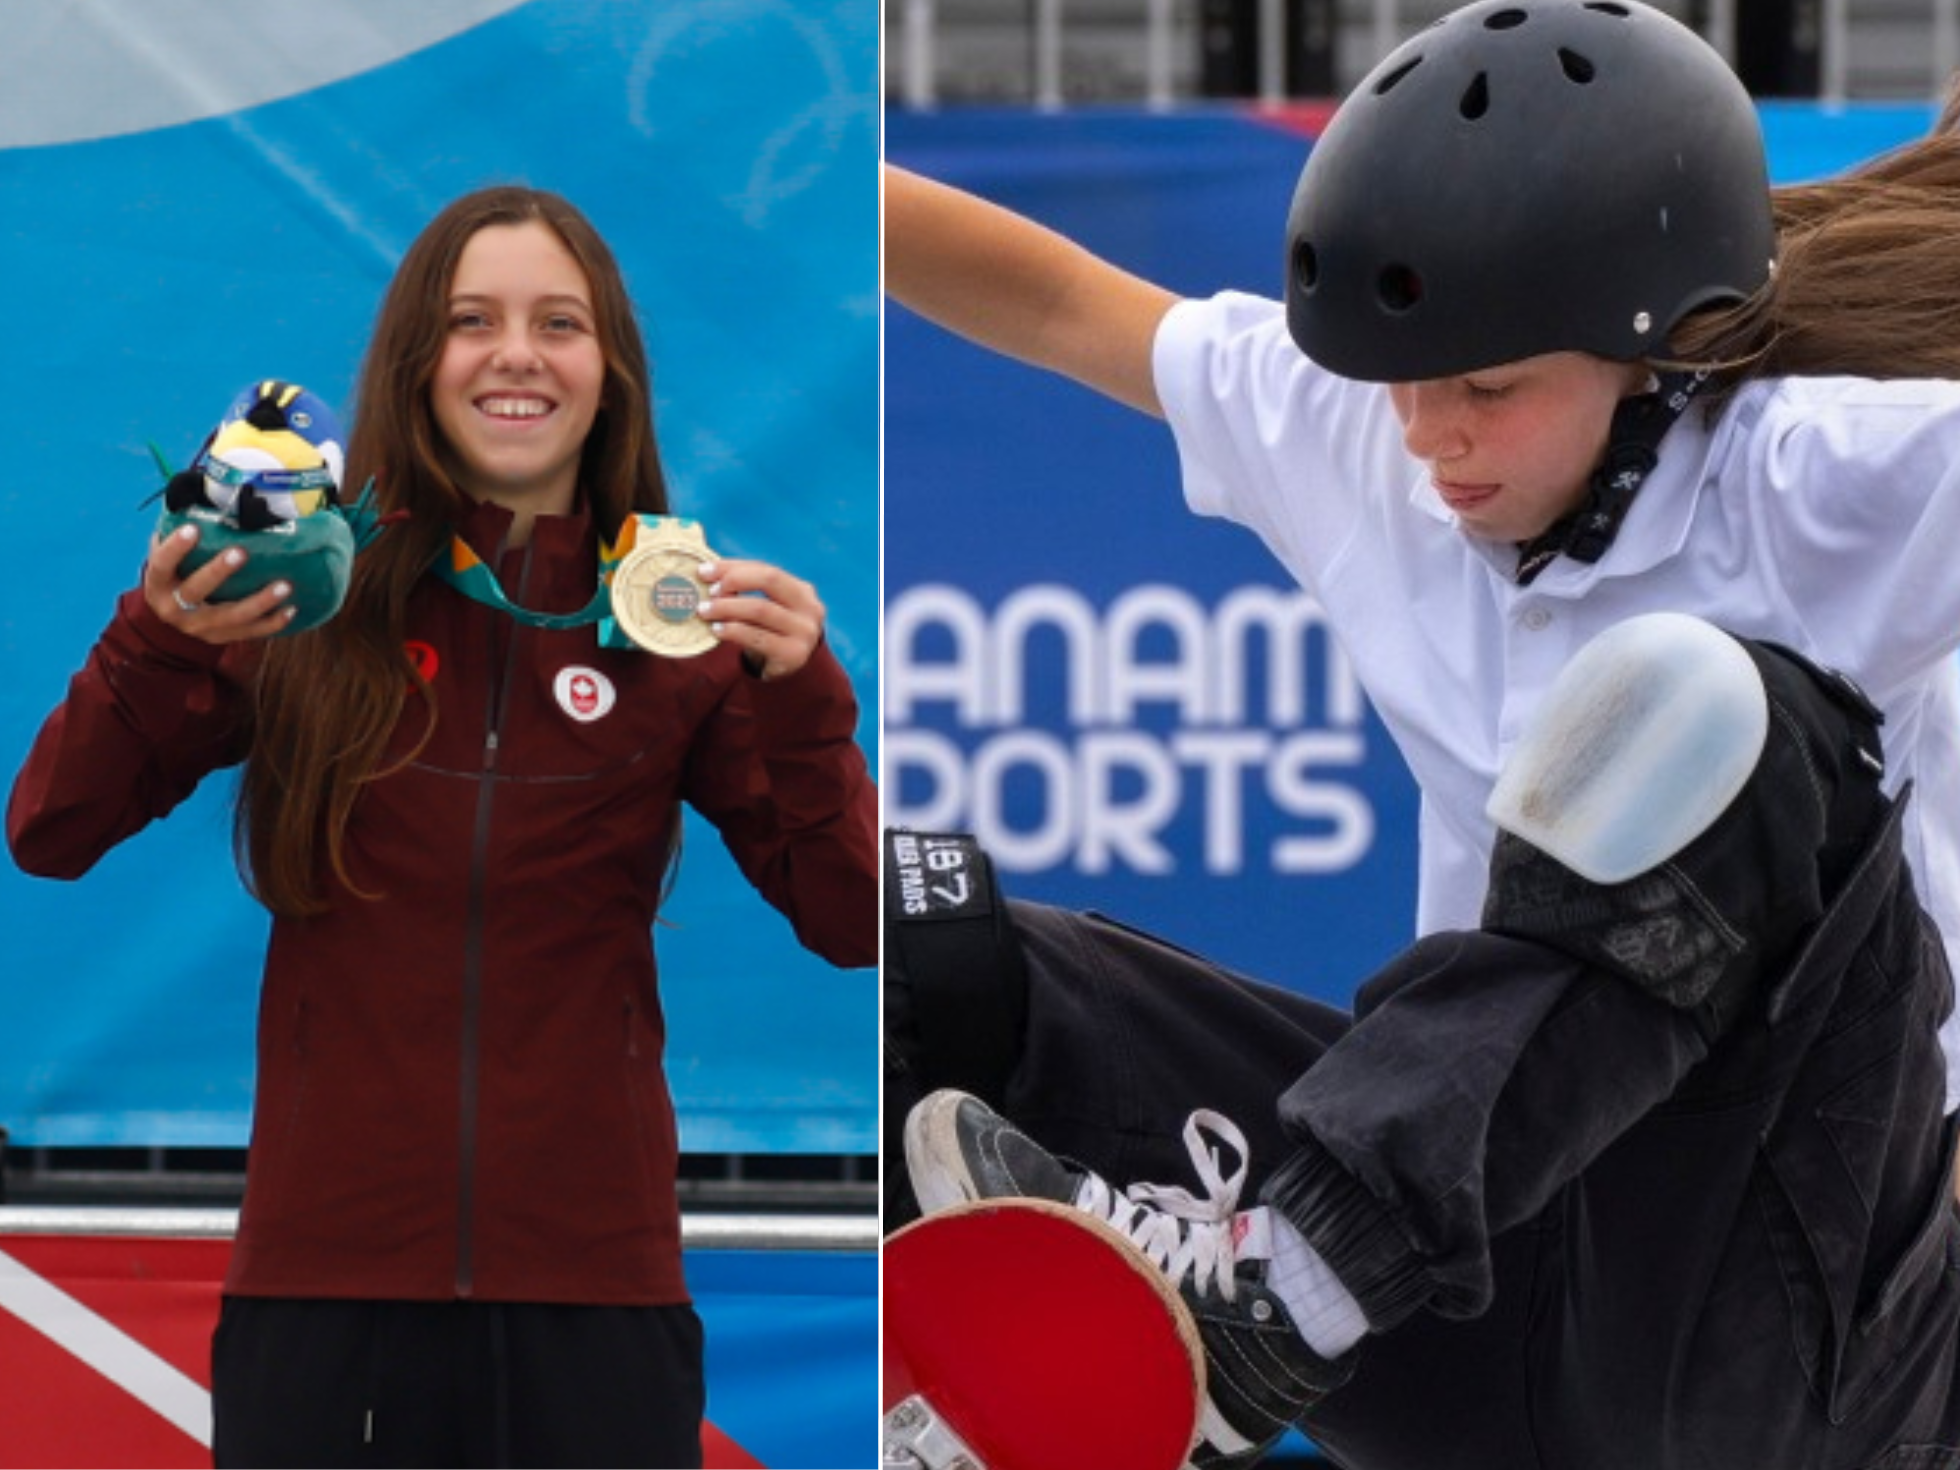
top-left (1156, 290), bottom-right (1960, 1105)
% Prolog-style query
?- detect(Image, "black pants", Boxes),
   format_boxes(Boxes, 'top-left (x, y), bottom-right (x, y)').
top-left (889, 647), bottom-right (1960, 1468)
top-left (211, 1297), bottom-right (705, 1469)
top-left (891, 860), bottom-right (1960, 1469)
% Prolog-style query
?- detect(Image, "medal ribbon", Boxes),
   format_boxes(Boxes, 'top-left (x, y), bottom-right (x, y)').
top-left (429, 534), bottom-right (617, 630)
top-left (427, 515), bottom-right (683, 642)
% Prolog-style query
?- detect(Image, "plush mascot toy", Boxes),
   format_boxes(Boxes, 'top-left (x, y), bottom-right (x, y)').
top-left (155, 379), bottom-right (382, 634)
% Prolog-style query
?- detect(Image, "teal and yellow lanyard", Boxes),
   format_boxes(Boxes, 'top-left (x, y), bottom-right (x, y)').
top-left (428, 534), bottom-right (613, 630)
top-left (427, 514), bottom-right (698, 648)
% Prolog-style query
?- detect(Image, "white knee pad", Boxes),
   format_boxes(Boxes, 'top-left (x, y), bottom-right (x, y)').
top-left (1486, 613), bottom-right (1769, 885)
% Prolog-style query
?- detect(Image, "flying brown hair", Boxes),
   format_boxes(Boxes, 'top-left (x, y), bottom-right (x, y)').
top-left (238, 186), bottom-right (672, 916)
top-left (1669, 95), bottom-right (1960, 384)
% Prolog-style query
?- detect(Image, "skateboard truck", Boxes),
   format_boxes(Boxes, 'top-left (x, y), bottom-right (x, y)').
top-left (882, 1393), bottom-right (984, 1469)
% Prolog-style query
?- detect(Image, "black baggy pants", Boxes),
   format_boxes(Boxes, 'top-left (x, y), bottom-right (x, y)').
top-left (211, 1296), bottom-right (705, 1469)
top-left (894, 851), bottom-right (1960, 1470)
top-left (888, 624), bottom-right (1960, 1470)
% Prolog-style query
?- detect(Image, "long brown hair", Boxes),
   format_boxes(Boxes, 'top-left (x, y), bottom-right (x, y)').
top-left (1668, 103), bottom-right (1960, 384)
top-left (239, 186), bottom-right (672, 916)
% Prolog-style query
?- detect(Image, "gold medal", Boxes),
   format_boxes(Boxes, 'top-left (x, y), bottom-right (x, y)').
top-left (608, 517), bottom-right (720, 657)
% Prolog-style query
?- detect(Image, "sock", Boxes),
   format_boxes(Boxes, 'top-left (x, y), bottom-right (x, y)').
top-left (1238, 1206), bottom-right (1369, 1359)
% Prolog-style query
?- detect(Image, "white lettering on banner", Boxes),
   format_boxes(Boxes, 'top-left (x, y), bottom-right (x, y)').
top-left (885, 583), bottom-right (1376, 876)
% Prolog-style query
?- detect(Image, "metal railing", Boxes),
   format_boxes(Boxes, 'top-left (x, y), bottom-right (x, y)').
top-left (2, 1144), bottom-right (876, 1215)
top-left (0, 1206), bottom-right (878, 1253)
top-left (891, 0), bottom-right (1960, 110)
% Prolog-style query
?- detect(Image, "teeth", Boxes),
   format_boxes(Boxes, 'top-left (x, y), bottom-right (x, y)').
top-left (479, 397), bottom-right (551, 419)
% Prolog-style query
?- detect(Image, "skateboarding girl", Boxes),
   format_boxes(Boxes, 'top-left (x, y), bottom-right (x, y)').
top-left (887, 1), bottom-right (1960, 1464)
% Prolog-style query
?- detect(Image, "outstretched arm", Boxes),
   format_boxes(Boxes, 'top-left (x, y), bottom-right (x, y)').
top-left (884, 163), bottom-right (1180, 417)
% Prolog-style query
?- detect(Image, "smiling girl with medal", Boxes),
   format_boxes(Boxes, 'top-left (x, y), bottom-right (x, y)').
top-left (8, 184), bottom-right (877, 1467)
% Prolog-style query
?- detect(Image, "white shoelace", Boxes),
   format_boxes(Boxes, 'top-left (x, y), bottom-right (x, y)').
top-left (1071, 1109), bottom-right (1251, 1302)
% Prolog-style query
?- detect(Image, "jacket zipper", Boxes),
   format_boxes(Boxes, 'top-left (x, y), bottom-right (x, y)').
top-left (455, 531), bottom-right (528, 1297)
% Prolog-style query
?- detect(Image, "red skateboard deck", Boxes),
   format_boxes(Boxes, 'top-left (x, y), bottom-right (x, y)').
top-left (882, 1197), bottom-right (1204, 1470)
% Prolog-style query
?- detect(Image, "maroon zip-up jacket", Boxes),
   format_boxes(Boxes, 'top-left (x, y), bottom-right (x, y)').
top-left (6, 498), bottom-right (878, 1304)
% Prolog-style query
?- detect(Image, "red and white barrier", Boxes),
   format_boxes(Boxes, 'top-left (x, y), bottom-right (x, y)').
top-left (0, 1209), bottom-right (875, 1469)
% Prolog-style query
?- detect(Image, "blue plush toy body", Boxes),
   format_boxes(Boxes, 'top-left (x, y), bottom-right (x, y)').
top-left (156, 380), bottom-right (372, 635)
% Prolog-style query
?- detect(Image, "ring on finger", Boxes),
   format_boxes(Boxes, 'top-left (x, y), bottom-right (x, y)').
top-left (171, 588), bottom-right (203, 614)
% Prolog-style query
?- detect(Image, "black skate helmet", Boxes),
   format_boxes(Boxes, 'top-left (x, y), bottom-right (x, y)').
top-left (1285, 0), bottom-right (1775, 382)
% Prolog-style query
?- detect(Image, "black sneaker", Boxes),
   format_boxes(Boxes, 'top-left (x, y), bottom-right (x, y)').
top-left (902, 1087), bottom-right (1081, 1213)
top-left (903, 1089), bottom-right (1352, 1467)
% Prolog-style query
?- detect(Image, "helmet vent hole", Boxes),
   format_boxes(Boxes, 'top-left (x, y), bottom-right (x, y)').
top-left (1374, 56), bottom-right (1422, 95)
top-left (1582, 2), bottom-right (1631, 15)
top-left (1293, 242), bottom-right (1319, 294)
top-left (1460, 72), bottom-right (1490, 119)
top-left (1484, 8), bottom-right (1528, 29)
top-left (1558, 47), bottom-right (1596, 82)
top-left (1377, 264), bottom-right (1423, 313)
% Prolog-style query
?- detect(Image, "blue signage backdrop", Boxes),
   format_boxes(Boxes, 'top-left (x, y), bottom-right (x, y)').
top-left (885, 98), bottom-right (1937, 1005)
top-left (0, 0), bottom-right (878, 1154)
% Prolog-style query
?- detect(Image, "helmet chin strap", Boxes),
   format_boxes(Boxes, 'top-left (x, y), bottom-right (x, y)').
top-left (1514, 367), bottom-right (1711, 586)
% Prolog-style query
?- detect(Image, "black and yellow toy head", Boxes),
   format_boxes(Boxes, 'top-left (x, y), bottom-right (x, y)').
top-left (199, 380), bottom-right (346, 527)
top-left (156, 380), bottom-right (363, 636)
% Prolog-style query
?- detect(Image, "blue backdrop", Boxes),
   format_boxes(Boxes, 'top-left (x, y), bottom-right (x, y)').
top-left (0, 0), bottom-right (878, 1154)
top-left (885, 97), bottom-right (1940, 1005)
